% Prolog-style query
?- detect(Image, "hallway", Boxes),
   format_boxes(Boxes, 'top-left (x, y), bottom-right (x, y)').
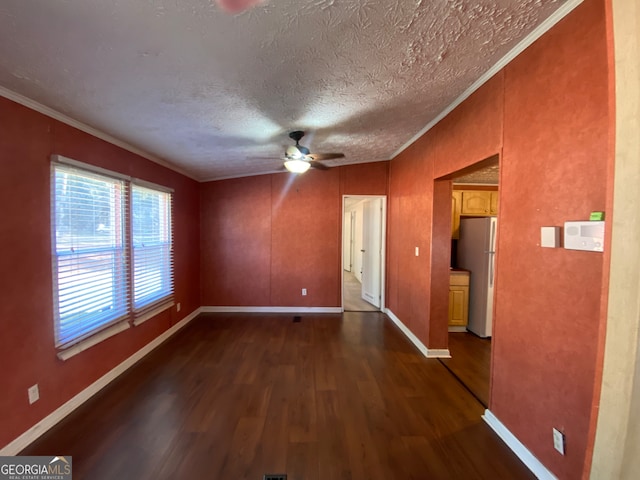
top-left (343, 270), bottom-right (379, 311)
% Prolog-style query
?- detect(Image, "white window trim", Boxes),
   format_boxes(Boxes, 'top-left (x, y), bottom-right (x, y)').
top-left (133, 300), bottom-right (175, 326)
top-left (132, 177), bottom-right (174, 193)
top-left (51, 154), bottom-right (175, 358)
top-left (57, 322), bottom-right (131, 361)
top-left (51, 154), bottom-right (131, 181)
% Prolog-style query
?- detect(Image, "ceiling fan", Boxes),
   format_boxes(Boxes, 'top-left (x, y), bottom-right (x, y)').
top-left (282, 131), bottom-right (345, 173)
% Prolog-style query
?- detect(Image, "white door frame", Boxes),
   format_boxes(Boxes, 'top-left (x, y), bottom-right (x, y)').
top-left (341, 195), bottom-right (387, 312)
top-left (343, 211), bottom-right (353, 271)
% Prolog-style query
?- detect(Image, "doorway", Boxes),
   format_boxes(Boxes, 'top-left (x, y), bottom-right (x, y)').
top-left (342, 195), bottom-right (386, 312)
top-left (438, 155), bottom-right (499, 407)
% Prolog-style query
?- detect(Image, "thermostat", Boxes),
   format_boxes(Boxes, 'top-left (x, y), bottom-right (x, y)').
top-left (564, 221), bottom-right (605, 252)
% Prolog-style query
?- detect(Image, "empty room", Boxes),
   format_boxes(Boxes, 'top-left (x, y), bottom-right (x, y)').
top-left (0, 0), bottom-right (638, 479)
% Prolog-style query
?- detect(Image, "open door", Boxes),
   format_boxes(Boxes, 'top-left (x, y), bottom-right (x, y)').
top-left (361, 198), bottom-right (382, 308)
top-left (342, 195), bottom-right (386, 312)
top-left (343, 211), bottom-right (354, 272)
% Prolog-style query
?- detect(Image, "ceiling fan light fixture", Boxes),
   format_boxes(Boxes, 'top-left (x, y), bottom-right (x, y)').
top-left (284, 158), bottom-right (311, 174)
top-left (286, 145), bottom-right (303, 159)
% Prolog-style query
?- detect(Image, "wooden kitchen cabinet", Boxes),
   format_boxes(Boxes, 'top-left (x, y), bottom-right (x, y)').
top-left (448, 270), bottom-right (469, 328)
top-left (461, 191), bottom-right (492, 215)
top-left (490, 191), bottom-right (499, 215)
top-left (452, 189), bottom-right (498, 238)
top-left (451, 191), bottom-right (462, 239)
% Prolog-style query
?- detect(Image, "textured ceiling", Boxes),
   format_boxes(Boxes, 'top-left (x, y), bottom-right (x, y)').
top-left (454, 163), bottom-right (500, 185)
top-left (0, 0), bottom-right (570, 181)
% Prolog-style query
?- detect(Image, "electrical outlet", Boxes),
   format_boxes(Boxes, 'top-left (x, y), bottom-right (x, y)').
top-left (553, 428), bottom-right (565, 455)
top-left (28, 384), bottom-right (39, 405)
top-left (301, 288), bottom-right (307, 296)
top-left (176, 302), bottom-right (181, 312)
top-left (415, 246), bottom-right (419, 256)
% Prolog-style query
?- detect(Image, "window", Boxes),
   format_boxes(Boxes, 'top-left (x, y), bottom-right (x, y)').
top-left (132, 184), bottom-right (173, 314)
top-left (51, 157), bottom-right (173, 349)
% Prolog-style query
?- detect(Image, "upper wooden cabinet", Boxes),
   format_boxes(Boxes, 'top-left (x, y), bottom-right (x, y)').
top-left (461, 191), bottom-right (492, 215)
top-left (490, 191), bottom-right (499, 215)
top-left (451, 191), bottom-right (462, 239)
top-left (457, 190), bottom-right (499, 217)
top-left (452, 189), bottom-right (498, 238)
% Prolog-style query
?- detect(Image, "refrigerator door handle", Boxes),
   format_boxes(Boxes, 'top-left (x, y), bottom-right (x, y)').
top-left (488, 252), bottom-right (495, 286)
top-left (489, 218), bottom-right (497, 287)
top-left (490, 218), bottom-right (497, 249)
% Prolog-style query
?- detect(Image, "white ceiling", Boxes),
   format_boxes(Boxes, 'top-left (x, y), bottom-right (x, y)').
top-left (0, 0), bottom-right (572, 181)
top-left (454, 157), bottom-right (500, 185)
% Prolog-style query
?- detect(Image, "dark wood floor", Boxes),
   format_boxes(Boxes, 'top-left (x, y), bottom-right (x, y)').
top-left (22, 313), bottom-right (532, 480)
top-left (440, 332), bottom-right (492, 407)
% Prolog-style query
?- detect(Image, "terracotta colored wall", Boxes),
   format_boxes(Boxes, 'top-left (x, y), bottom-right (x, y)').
top-left (339, 161), bottom-right (389, 196)
top-left (200, 175), bottom-right (272, 306)
top-left (494, 0), bottom-right (610, 477)
top-left (387, 144), bottom-right (434, 342)
top-left (0, 97), bottom-right (201, 449)
top-left (387, 73), bottom-right (504, 347)
top-left (386, 0), bottom-right (611, 477)
top-left (200, 163), bottom-right (389, 307)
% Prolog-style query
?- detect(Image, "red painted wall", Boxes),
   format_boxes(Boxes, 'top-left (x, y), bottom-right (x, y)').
top-left (0, 4), bottom-right (612, 478)
top-left (387, 72), bottom-right (504, 348)
top-left (0, 97), bottom-right (201, 449)
top-left (495, 0), bottom-right (610, 477)
top-left (200, 163), bottom-right (389, 307)
top-left (386, 0), bottom-right (611, 477)
top-left (200, 175), bottom-right (272, 306)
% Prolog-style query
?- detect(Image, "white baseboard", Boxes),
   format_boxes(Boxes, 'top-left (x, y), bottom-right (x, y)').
top-left (201, 306), bottom-right (342, 314)
top-left (0, 307), bottom-right (202, 456)
top-left (384, 309), bottom-right (451, 359)
top-left (482, 409), bottom-right (557, 480)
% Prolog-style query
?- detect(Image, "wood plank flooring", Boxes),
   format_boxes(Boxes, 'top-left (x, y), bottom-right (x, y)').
top-left (22, 313), bottom-right (532, 479)
top-left (440, 332), bottom-right (492, 407)
top-left (343, 270), bottom-right (379, 311)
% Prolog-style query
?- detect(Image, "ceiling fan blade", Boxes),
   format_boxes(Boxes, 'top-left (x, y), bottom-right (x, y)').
top-left (308, 153), bottom-right (345, 161)
top-left (309, 161), bottom-right (329, 170)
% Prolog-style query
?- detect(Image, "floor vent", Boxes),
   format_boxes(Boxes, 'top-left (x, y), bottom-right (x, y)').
top-left (293, 316), bottom-right (301, 323)
top-left (264, 475), bottom-right (287, 480)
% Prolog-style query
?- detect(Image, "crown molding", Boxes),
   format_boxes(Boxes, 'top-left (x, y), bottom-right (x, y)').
top-left (391, 0), bottom-right (585, 159)
top-left (0, 86), bottom-right (199, 181)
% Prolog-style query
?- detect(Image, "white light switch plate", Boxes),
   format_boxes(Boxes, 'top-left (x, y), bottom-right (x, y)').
top-left (553, 428), bottom-right (565, 455)
top-left (541, 226), bottom-right (560, 248)
top-left (28, 384), bottom-right (39, 404)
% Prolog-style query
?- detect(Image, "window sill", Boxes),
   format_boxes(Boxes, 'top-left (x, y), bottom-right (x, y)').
top-left (57, 322), bottom-right (131, 361)
top-left (133, 301), bottom-right (175, 327)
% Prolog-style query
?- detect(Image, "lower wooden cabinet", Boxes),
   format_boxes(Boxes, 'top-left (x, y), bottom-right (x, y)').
top-left (448, 270), bottom-right (470, 327)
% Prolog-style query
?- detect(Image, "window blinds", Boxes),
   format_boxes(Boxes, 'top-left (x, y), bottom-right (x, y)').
top-left (131, 184), bottom-right (174, 315)
top-left (52, 164), bottom-right (129, 348)
top-left (52, 159), bottom-right (174, 349)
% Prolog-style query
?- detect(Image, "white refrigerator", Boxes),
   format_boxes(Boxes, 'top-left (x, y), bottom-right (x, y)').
top-left (458, 217), bottom-right (497, 338)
